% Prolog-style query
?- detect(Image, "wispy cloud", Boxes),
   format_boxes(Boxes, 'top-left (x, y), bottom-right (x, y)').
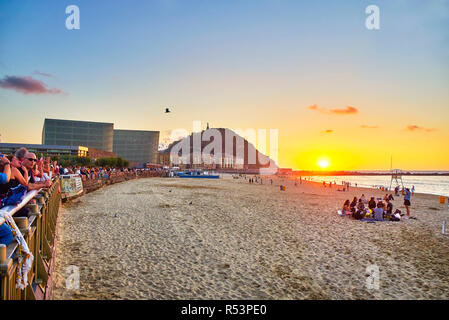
top-left (361, 125), bottom-right (379, 129)
top-left (308, 104), bottom-right (319, 111)
top-left (0, 75), bottom-right (62, 95)
top-left (322, 129), bottom-right (334, 133)
top-left (329, 106), bottom-right (358, 115)
top-left (406, 125), bottom-right (436, 132)
top-left (33, 70), bottom-right (54, 78)
top-left (307, 104), bottom-right (359, 115)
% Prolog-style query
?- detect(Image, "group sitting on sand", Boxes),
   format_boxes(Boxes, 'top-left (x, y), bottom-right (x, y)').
top-left (341, 188), bottom-right (413, 222)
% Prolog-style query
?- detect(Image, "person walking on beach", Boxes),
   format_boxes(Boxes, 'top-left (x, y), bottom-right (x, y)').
top-left (411, 185), bottom-right (415, 195)
top-left (404, 188), bottom-right (412, 218)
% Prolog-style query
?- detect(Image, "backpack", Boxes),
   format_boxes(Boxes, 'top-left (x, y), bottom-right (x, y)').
top-left (1, 185), bottom-right (28, 207)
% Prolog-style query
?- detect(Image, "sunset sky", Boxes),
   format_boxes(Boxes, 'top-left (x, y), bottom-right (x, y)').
top-left (1, 0), bottom-right (448, 170)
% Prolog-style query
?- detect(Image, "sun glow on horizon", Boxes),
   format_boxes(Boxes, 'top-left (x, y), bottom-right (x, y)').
top-left (317, 158), bottom-right (330, 170)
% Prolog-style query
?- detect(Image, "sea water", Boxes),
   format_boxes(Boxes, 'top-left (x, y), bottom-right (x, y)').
top-left (307, 175), bottom-right (449, 197)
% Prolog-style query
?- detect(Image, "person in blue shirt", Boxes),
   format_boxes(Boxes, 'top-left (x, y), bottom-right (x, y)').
top-left (0, 154), bottom-right (11, 185)
top-left (404, 188), bottom-right (412, 218)
top-left (0, 154), bottom-right (14, 246)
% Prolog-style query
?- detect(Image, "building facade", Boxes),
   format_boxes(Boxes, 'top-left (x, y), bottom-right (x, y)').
top-left (42, 118), bottom-right (114, 152)
top-left (0, 143), bottom-right (89, 157)
top-left (113, 130), bottom-right (159, 164)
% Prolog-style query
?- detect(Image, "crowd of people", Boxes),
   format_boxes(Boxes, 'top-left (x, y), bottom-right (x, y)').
top-left (341, 188), bottom-right (413, 222)
top-left (1, 147), bottom-right (56, 246)
top-left (0, 146), bottom-right (143, 246)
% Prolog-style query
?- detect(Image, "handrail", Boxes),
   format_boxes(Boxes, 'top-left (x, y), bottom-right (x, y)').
top-left (1, 171), bottom-right (161, 299)
top-left (1, 181), bottom-right (60, 300)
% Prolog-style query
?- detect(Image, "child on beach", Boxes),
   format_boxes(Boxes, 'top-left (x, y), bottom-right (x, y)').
top-left (342, 200), bottom-right (351, 215)
top-left (352, 200), bottom-right (365, 220)
top-left (368, 197), bottom-right (376, 211)
top-left (360, 194), bottom-right (367, 204)
top-left (350, 197), bottom-right (358, 212)
top-left (374, 202), bottom-right (385, 221)
top-left (404, 188), bottom-right (412, 218)
top-left (385, 198), bottom-right (393, 215)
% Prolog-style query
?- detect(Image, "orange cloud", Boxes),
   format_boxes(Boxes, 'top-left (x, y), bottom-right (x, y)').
top-left (406, 125), bottom-right (436, 132)
top-left (307, 105), bottom-right (358, 115)
top-left (322, 129), bottom-right (334, 133)
top-left (308, 104), bottom-right (320, 111)
top-left (329, 106), bottom-right (358, 115)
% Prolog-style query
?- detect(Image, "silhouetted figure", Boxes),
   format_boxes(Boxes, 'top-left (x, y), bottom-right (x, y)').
top-left (165, 107), bottom-right (171, 113)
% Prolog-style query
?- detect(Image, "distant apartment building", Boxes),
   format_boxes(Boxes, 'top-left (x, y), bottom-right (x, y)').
top-left (113, 130), bottom-right (159, 165)
top-left (0, 143), bottom-right (116, 159)
top-left (42, 118), bottom-right (114, 152)
top-left (0, 143), bottom-right (89, 157)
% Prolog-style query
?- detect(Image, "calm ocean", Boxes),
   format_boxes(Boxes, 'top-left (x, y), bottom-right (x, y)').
top-left (307, 175), bottom-right (449, 197)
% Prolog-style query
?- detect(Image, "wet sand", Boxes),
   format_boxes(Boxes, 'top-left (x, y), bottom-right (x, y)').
top-left (52, 176), bottom-right (449, 299)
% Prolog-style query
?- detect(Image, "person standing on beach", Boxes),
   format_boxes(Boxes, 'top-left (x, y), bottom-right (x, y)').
top-left (404, 188), bottom-right (412, 218)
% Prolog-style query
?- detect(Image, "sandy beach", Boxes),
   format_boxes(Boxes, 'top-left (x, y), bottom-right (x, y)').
top-left (52, 176), bottom-right (449, 300)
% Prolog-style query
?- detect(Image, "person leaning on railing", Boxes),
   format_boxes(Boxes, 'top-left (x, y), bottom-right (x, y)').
top-left (21, 152), bottom-right (52, 191)
top-left (0, 154), bottom-right (14, 246)
top-left (0, 155), bottom-right (29, 196)
top-left (0, 154), bottom-right (11, 185)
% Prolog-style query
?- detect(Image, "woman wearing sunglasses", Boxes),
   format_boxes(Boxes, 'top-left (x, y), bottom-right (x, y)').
top-left (0, 155), bottom-right (29, 198)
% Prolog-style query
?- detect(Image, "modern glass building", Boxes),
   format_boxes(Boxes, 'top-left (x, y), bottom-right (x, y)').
top-left (42, 118), bottom-right (114, 152)
top-left (113, 130), bottom-right (159, 164)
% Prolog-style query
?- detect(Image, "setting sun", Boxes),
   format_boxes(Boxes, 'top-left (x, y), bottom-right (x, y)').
top-left (317, 158), bottom-right (330, 170)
